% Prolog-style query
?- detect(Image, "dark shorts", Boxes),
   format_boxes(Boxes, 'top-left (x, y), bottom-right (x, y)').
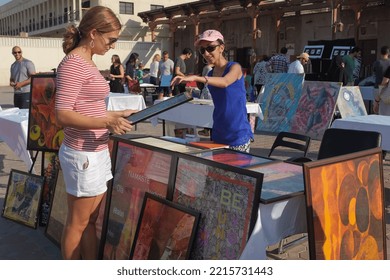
top-left (14, 93), bottom-right (30, 109)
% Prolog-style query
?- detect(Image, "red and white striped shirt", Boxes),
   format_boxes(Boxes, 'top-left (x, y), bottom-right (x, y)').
top-left (56, 54), bottom-right (109, 152)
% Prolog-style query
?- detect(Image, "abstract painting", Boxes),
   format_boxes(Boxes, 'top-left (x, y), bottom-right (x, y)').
top-left (27, 74), bottom-right (63, 152)
top-left (256, 73), bottom-right (304, 133)
top-left (130, 193), bottom-right (200, 260)
top-left (337, 86), bottom-right (367, 118)
top-left (101, 142), bottom-right (171, 260)
top-left (290, 81), bottom-right (341, 140)
top-left (172, 156), bottom-right (262, 260)
top-left (303, 148), bottom-right (386, 259)
top-left (2, 169), bottom-right (44, 229)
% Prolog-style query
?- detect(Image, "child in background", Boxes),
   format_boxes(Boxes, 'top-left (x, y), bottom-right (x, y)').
top-left (135, 63), bottom-right (149, 84)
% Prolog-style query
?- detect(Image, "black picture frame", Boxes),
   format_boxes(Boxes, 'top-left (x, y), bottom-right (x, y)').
top-left (171, 153), bottom-right (263, 260)
top-left (2, 169), bottom-right (45, 229)
top-left (130, 193), bottom-right (200, 260)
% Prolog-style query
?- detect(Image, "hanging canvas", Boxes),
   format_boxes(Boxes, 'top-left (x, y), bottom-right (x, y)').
top-left (27, 73), bottom-right (64, 152)
top-left (2, 169), bottom-right (45, 229)
top-left (290, 81), bottom-right (341, 140)
top-left (101, 141), bottom-right (173, 260)
top-left (256, 73), bottom-right (304, 133)
top-left (130, 193), bottom-right (200, 260)
top-left (303, 148), bottom-right (386, 259)
top-left (172, 155), bottom-right (263, 260)
top-left (336, 86), bottom-right (367, 118)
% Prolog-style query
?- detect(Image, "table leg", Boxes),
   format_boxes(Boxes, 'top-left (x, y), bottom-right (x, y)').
top-left (162, 120), bottom-right (166, 136)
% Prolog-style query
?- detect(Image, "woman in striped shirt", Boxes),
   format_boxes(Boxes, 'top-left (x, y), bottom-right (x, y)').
top-left (55, 6), bottom-right (134, 260)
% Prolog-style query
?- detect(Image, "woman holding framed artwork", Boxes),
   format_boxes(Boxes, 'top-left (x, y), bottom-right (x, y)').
top-left (55, 6), bottom-right (134, 260)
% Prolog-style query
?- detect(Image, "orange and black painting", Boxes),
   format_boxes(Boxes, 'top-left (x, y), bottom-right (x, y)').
top-left (27, 74), bottom-right (63, 152)
top-left (304, 148), bottom-right (386, 260)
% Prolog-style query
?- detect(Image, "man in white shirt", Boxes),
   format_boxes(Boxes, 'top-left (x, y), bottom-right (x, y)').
top-left (288, 53), bottom-right (309, 74)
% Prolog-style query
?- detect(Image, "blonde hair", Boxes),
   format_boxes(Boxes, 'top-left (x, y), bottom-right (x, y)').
top-left (62, 6), bottom-right (122, 54)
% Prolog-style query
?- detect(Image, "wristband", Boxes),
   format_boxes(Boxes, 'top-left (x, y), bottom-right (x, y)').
top-left (204, 76), bottom-right (209, 85)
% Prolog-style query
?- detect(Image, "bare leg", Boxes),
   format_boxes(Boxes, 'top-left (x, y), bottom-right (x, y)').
top-left (61, 192), bottom-right (105, 260)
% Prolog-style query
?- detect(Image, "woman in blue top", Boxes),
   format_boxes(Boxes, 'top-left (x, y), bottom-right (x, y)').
top-left (171, 29), bottom-right (253, 152)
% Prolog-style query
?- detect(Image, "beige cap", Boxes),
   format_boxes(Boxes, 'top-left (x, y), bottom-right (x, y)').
top-left (297, 52), bottom-right (310, 60)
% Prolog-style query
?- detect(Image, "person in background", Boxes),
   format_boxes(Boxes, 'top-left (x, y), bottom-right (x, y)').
top-left (135, 63), bottom-right (149, 84)
top-left (158, 50), bottom-right (174, 98)
top-left (342, 47), bottom-right (361, 86)
top-left (266, 47), bottom-right (289, 73)
top-left (149, 53), bottom-right (161, 85)
top-left (9, 46), bottom-right (36, 109)
top-left (288, 53), bottom-right (309, 74)
top-left (252, 55), bottom-right (269, 94)
top-left (125, 52), bottom-right (140, 93)
top-left (171, 29), bottom-right (253, 152)
top-left (109, 54), bottom-right (124, 93)
top-left (55, 6), bottom-right (135, 260)
top-left (327, 55), bottom-right (348, 85)
top-left (373, 65), bottom-right (390, 115)
top-left (172, 48), bottom-right (193, 95)
top-left (373, 46), bottom-right (390, 89)
top-left (197, 63), bottom-right (213, 137)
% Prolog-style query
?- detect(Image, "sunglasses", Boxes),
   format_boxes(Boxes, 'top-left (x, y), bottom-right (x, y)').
top-left (199, 45), bottom-right (220, 55)
top-left (13, 51), bottom-right (22, 54)
top-left (99, 32), bottom-right (118, 46)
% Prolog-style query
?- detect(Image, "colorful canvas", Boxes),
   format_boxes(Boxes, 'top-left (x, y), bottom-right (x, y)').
top-left (337, 86), bottom-right (367, 118)
top-left (27, 74), bottom-right (64, 152)
top-left (173, 157), bottom-right (262, 260)
top-left (130, 193), bottom-right (200, 260)
top-left (249, 162), bottom-right (304, 203)
top-left (191, 149), bottom-right (273, 168)
top-left (290, 81), bottom-right (341, 140)
top-left (256, 73), bottom-right (304, 133)
top-left (102, 142), bottom-right (171, 260)
top-left (39, 152), bottom-right (60, 226)
top-left (303, 148), bottom-right (386, 259)
top-left (2, 169), bottom-right (44, 229)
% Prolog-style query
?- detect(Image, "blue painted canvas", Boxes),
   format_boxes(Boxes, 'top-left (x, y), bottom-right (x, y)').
top-left (256, 73), bottom-right (304, 133)
top-left (337, 86), bottom-right (367, 118)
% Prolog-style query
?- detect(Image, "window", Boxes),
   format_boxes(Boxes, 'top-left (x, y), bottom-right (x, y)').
top-left (120, 2), bottom-right (134, 15)
top-left (151, 4), bottom-right (163, 10)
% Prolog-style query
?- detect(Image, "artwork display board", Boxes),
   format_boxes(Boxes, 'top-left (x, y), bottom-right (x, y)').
top-left (100, 139), bottom-right (175, 260)
top-left (303, 148), bottom-right (386, 259)
top-left (130, 193), bottom-right (200, 260)
top-left (290, 81), bottom-right (341, 140)
top-left (337, 86), bottom-right (367, 118)
top-left (256, 73), bottom-right (305, 133)
top-left (27, 74), bottom-right (63, 152)
top-left (172, 154), bottom-right (263, 259)
top-left (2, 169), bottom-right (45, 229)
top-left (39, 152), bottom-right (60, 226)
top-left (190, 148), bottom-right (274, 168)
top-left (248, 161), bottom-right (304, 203)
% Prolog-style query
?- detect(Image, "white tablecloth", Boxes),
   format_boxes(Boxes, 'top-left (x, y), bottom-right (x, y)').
top-left (332, 114), bottom-right (390, 151)
top-left (152, 99), bottom-right (263, 128)
top-left (240, 195), bottom-right (307, 259)
top-left (106, 93), bottom-right (146, 111)
top-left (0, 108), bottom-right (32, 169)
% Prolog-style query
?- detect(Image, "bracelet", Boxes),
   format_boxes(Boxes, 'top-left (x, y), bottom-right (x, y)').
top-left (375, 99), bottom-right (380, 103)
top-left (204, 76), bottom-right (209, 85)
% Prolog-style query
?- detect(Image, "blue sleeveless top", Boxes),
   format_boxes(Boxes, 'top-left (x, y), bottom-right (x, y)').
top-left (208, 61), bottom-right (253, 146)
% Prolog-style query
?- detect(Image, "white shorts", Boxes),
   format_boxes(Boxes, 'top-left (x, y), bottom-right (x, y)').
top-left (59, 144), bottom-right (112, 197)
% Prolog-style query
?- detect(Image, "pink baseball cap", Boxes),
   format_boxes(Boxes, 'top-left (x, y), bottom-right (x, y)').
top-left (194, 30), bottom-right (224, 46)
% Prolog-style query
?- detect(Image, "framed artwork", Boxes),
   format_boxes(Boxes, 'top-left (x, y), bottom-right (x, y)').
top-left (303, 148), bottom-right (386, 259)
top-left (256, 73), bottom-right (305, 133)
top-left (172, 154), bottom-right (263, 260)
top-left (290, 81), bottom-right (341, 140)
top-left (129, 136), bottom-right (203, 154)
top-left (27, 73), bottom-right (64, 152)
top-left (249, 161), bottom-right (304, 203)
top-left (337, 86), bottom-right (367, 118)
top-left (190, 148), bottom-right (274, 168)
top-left (39, 152), bottom-right (60, 226)
top-left (130, 193), bottom-right (200, 260)
top-left (2, 169), bottom-right (45, 229)
top-left (100, 140), bottom-right (174, 260)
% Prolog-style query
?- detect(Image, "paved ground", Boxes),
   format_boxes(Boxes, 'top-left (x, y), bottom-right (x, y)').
top-left (0, 86), bottom-right (389, 259)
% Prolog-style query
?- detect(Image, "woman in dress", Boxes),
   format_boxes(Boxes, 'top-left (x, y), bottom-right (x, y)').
top-left (109, 54), bottom-right (125, 93)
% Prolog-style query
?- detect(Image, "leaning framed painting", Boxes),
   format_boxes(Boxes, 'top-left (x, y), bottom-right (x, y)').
top-left (130, 193), bottom-right (200, 260)
top-left (2, 169), bottom-right (45, 229)
top-left (27, 73), bottom-right (63, 152)
top-left (303, 148), bottom-right (386, 260)
top-left (172, 153), bottom-right (263, 260)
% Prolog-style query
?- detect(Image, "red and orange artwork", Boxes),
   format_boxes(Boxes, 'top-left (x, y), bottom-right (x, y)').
top-left (28, 75), bottom-right (64, 151)
top-left (304, 149), bottom-right (386, 259)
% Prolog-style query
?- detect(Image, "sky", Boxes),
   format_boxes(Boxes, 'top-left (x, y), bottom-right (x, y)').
top-left (0, 0), bottom-right (10, 6)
